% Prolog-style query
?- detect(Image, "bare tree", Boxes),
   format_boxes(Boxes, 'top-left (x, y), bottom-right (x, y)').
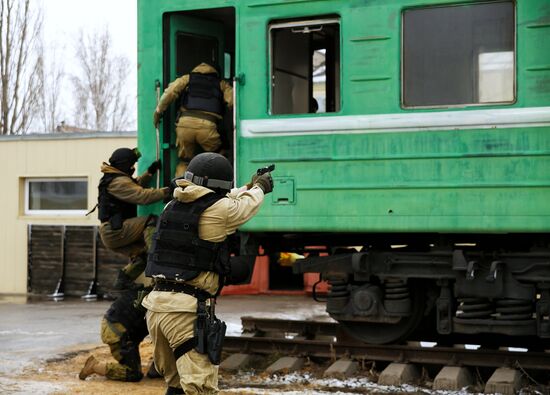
top-left (71, 27), bottom-right (133, 131)
top-left (0, 0), bottom-right (43, 135)
top-left (36, 43), bottom-right (65, 132)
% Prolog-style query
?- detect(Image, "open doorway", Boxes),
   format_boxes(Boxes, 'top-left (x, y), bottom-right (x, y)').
top-left (162, 8), bottom-right (236, 184)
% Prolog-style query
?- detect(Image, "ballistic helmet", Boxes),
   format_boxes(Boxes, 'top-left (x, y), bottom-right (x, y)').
top-left (109, 147), bottom-right (141, 174)
top-left (185, 153), bottom-right (233, 194)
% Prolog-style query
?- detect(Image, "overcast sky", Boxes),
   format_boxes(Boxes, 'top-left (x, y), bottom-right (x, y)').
top-left (39, 0), bottom-right (138, 130)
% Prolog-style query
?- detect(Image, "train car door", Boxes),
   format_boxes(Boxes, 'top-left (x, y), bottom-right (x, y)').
top-left (162, 14), bottom-right (226, 184)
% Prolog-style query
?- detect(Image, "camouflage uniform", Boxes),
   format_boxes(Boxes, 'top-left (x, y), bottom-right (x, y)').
top-left (154, 63), bottom-right (233, 177)
top-left (87, 286), bottom-right (151, 382)
top-left (142, 180), bottom-right (265, 394)
top-left (99, 163), bottom-right (168, 281)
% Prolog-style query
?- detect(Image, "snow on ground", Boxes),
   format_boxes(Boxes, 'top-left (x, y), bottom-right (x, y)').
top-left (0, 376), bottom-right (64, 395)
top-left (222, 372), bottom-right (477, 394)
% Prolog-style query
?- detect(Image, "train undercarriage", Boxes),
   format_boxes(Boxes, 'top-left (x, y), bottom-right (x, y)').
top-left (254, 232), bottom-right (550, 348)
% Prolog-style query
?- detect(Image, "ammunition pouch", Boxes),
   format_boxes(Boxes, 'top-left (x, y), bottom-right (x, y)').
top-left (226, 255), bottom-right (256, 285)
top-left (109, 212), bottom-right (123, 230)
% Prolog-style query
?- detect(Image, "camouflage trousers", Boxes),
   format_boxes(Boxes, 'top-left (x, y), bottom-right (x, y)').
top-left (101, 318), bottom-right (143, 382)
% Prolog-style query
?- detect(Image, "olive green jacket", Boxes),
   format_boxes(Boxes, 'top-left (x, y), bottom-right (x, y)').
top-left (100, 163), bottom-right (168, 205)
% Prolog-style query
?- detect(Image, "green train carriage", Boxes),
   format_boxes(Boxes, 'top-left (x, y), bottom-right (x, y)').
top-left (137, 0), bottom-right (550, 346)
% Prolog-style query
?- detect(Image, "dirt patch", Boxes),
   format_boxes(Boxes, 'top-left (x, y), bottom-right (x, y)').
top-left (13, 341), bottom-right (163, 395)
top-left (9, 342), bottom-right (381, 394)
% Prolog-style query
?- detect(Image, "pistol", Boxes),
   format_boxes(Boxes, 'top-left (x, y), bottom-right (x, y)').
top-left (257, 164), bottom-right (275, 176)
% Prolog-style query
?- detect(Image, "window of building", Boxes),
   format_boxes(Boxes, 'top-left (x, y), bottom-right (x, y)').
top-left (402, 2), bottom-right (515, 108)
top-left (269, 18), bottom-right (340, 115)
top-left (25, 178), bottom-right (88, 216)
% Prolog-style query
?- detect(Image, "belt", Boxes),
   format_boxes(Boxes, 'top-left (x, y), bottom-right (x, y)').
top-left (153, 280), bottom-right (213, 301)
top-left (179, 110), bottom-right (220, 124)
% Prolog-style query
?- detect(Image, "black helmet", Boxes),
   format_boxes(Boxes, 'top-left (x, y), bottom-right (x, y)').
top-left (109, 147), bottom-right (141, 174)
top-left (185, 153), bottom-right (233, 193)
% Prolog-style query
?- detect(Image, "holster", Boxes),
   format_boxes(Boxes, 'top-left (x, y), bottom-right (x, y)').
top-left (194, 300), bottom-right (227, 365)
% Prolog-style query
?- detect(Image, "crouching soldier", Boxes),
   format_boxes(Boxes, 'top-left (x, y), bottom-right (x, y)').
top-left (79, 283), bottom-right (152, 381)
top-left (96, 147), bottom-right (170, 290)
top-left (142, 152), bottom-right (273, 395)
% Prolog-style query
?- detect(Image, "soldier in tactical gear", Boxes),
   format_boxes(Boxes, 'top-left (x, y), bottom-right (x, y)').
top-left (142, 152), bottom-right (273, 395)
top-left (98, 147), bottom-right (170, 289)
top-left (79, 283), bottom-right (153, 382)
top-left (153, 63), bottom-right (233, 177)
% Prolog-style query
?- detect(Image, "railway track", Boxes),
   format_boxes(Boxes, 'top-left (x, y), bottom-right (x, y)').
top-left (220, 317), bottom-right (550, 391)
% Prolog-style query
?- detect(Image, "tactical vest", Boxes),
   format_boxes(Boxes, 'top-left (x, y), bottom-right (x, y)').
top-left (104, 288), bottom-right (149, 342)
top-left (146, 193), bottom-right (230, 282)
top-left (98, 173), bottom-right (137, 227)
top-left (181, 73), bottom-right (224, 115)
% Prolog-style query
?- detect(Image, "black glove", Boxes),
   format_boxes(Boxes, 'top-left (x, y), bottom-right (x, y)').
top-left (169, 177), bottom-right (180, 195)
top-left (147, 160), bottom-right (161, 175)
top-left (246, 173), bottom-right (260, 189)
top-left (255, 172), bottom-right (273, 194)
top-left (166, 176), bottom-right (185, 199)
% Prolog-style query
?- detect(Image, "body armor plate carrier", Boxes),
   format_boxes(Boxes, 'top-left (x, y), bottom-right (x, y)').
top-left (146, 193), bottom-right (230, 282)
top-left (98, 173), bottom-right (138, 229)
top-left (181, 73), bottom-right (223, 116)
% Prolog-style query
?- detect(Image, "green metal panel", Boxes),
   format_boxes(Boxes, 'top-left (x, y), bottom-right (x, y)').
top-left (138, 0), bottom-right (550, 234)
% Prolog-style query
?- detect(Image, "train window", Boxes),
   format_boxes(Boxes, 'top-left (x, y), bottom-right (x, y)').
top-left (269, 18), bottom-right (340, 115)
top-left (402, 2), bottom-right (515, 108)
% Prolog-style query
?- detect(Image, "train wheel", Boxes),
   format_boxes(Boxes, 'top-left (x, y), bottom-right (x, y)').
top-left (338, 285), bottom-right (426, 345)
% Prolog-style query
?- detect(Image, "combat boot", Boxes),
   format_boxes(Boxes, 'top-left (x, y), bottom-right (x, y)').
top-left (79, 355), bottom-right (99, 380)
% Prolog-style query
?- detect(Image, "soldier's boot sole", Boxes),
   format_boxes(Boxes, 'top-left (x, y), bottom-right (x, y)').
top-left (79, 355), bottom-right (98, 380)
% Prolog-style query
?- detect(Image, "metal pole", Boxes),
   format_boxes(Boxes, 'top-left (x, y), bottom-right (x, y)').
top-left (82, 226), bottom-right (98, 301)
top-left (155, 79), bottom-right (161, 188)
top-left (49, 225), bottom-right (66, 301)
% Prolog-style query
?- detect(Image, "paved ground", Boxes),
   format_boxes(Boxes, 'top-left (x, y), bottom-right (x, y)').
top-left (0, 294), bottom-right (332, 394)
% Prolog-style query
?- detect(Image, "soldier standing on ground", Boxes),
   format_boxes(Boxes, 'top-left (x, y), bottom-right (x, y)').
top-left (142, 152), bottom-right (274, 395)
top-left (153, 63), bottom-right (233, 177)
top-left (97, 147), bottom-right (170, 290)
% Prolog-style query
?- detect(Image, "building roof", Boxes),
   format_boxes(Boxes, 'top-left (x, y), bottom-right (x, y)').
top-left (0, 131), bottom-right (137, 142)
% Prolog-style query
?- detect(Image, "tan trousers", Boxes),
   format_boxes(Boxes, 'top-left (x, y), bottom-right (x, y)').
top-left (99, 216), bottom-right (150, 257)
top-left (146, 310), bottom-right (218, 394)
top-left (175, 115), bottom-right (222, 177)
top-left (99, 217), bottom-right (156, 279)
